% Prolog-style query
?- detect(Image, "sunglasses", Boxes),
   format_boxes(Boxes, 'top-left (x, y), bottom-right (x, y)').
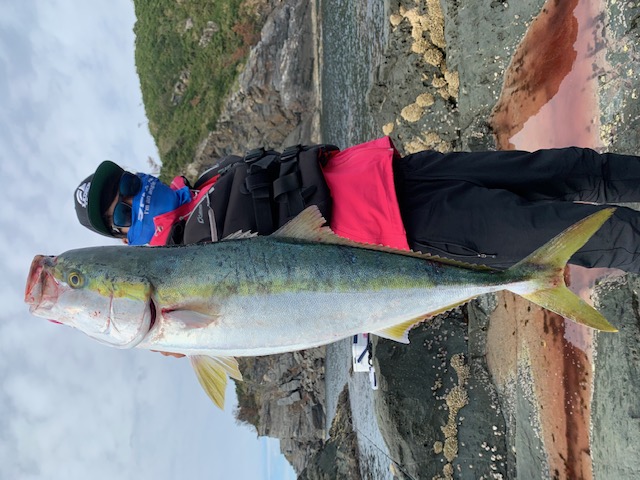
top-left (112, 172), bottom-right (142, 229)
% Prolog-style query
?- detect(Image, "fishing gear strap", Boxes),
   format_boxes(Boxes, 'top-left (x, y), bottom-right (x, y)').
top-left (243, 148), bottom-right (281, 235)
top-left (182, 144), bottom-right (338, 243)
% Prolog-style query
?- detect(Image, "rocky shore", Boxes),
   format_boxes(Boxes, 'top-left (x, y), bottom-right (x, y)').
top-left (298, 386), bottom-right (361, 480)
top-left (187, 0), bottom-right (321, 179)
top-left (234, 350), bottom-right (327, 473)
top-left (190, 0), bottom-right (640, 478)
top-left (371, 0), bottom-right (640, 479)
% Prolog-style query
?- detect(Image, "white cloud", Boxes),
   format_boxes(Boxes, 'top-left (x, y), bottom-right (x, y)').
top-left (0, 1), bottom-right (295, 479)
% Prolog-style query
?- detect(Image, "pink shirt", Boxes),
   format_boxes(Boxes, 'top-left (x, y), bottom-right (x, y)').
top-left (322, 137), bottom-right (409, 250)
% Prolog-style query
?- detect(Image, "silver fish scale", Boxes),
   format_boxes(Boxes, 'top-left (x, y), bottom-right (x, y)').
top-left (118, 238), bottom-right (516, 356)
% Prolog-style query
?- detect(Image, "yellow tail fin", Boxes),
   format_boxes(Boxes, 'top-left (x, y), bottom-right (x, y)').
top-left (522, 286), bottom-right (616, 331)
top-left (510, 208), bottom-right (617, 332)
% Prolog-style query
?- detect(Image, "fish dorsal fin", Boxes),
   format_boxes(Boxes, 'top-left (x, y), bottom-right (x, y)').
top-left (274, 206), bottom-right (497, 271)
top-left (222, 230), bottom-right (259, 241)
top-left (190, 355), bottom-right (243, 409)
top-left (272, 205), bottom-right (333, 241)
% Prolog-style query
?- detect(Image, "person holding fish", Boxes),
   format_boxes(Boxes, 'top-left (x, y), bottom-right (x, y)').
top-left (26, 136), bottom-right (637, 408)
top-left (31, 187), bottom-right (618, 408)
top-left (75, 137), bottom-right (640, 274)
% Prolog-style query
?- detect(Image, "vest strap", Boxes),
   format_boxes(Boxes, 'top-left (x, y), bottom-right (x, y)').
top-left (243, 152), bottom-right (277, 234)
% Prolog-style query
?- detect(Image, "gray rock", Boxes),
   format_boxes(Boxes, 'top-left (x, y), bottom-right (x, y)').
top-left (592, 275), bottom-right (640, 478)
top-left (367, 0), bottom-right (640, 478)
top-left (281, 379), bottom-right (302, 392)
top-left (189, 0), bottom-right (319, 176)
top-left (198, 21), bottom-right (219, 48)
top-left (277, 391), bottom-right (302, 406)
top-left (588, 4), bottom-right (640, 476)
top-left (599, 1), bottom-right (640, 153)
top-left (298, 387), bottom-right (360, 480)
top-left (235, 348), bottom-right (327, 473)
top-left (441, 0), bottom-right (545, 149)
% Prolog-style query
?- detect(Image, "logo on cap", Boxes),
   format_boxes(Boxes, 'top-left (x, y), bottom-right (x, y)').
top-left (76, 182), bottom-right (91, 208)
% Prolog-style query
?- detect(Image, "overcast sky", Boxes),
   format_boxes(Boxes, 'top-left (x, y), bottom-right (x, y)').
top-left (0, 1), bottom-right (295, 479)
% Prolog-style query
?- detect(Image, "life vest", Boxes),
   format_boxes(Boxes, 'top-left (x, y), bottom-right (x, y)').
top-left (148, 175), bottom-right (219, 246)
top-left (149, 144), bottom-right (338, 245)
top-left (147, 137), bottom-right (409, 250)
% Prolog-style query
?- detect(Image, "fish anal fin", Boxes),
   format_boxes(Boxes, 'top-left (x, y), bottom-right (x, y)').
top-left (374, 317), bottom-right (425, 343)
top-left (373, 300), bottom-right (473, 344)
top-left (190, 355), bottom-right (243, 409)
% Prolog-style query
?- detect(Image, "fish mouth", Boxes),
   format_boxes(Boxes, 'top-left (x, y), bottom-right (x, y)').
top-left (25, 255), bottom-right (57, 312)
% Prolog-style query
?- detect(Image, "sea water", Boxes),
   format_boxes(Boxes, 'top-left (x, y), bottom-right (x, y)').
top-left (320, 0), bottom-right (389, 147)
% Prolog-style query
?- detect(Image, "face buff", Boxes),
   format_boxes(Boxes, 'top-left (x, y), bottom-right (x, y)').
top-left (127, 174), bottom-right (191, 245)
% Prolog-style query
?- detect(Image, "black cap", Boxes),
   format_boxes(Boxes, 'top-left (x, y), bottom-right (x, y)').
top-left (74, 161), bottom-right (125, 237)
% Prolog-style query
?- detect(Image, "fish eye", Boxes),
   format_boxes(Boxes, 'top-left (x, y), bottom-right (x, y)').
top-left (67, 271), bottom-right (84, 288)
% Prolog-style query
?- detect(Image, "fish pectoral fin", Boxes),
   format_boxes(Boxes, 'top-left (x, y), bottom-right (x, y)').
top-left (190, 355), bottom-right (243, 409)
top-left (163, 308), bottom-right (220, 328)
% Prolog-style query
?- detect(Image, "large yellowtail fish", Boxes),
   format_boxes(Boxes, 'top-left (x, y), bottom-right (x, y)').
top-left (24, 207), bottom-right (617, 408)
